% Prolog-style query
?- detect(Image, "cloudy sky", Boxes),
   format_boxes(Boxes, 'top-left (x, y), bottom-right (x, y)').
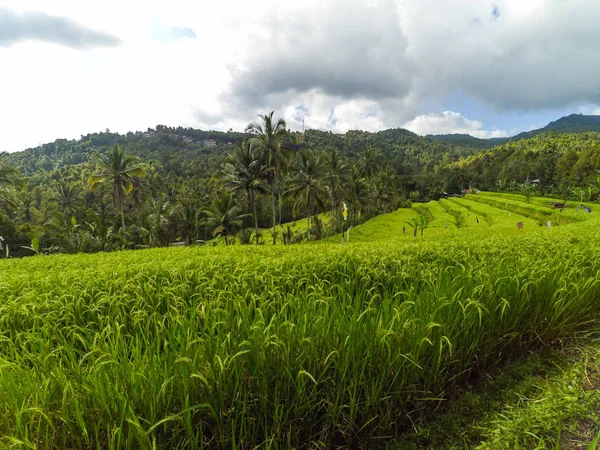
top-left (1, 0), bottom-right (599, 152)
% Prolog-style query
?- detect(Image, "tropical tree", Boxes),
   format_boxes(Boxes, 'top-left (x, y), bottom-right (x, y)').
top-left (325, 147), bottom-right (351, 230)
top-left (54, 182), bottom-right (81, 217)
top-left (0, 165), bottom-right (21, 214)
top-left (349, 165), bottom-right (370, 219)
top-left (146, 199), bottom-right (172, 247)
top-left (520, 181), bottom-right (536, 203)
top-left (18, 191), bottom-right (36, 224)
top-left (88, 145), bottom-right (145, 228)
top-left (370, 169), bottom-right (395, 213)
top-left (0, 165), bottom-right (20, 186)
top-left (203, 194), bottom-right (248, 245)
top-left (286, 149), bottom-right (330, 240)
top-left (358, 148), bottom-right (381, 178)
top-left (417, 213), bottom-right (429, 236)
top-left (86, 220), bottom-right (115, 252)
top-left (173, 198), bottom-right (201, 245)
top-left (245, 111), bottom-right (292, 244)
top-left (222, 139), bottom-right (266, 244)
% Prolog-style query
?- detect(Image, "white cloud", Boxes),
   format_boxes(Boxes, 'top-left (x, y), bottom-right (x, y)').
top-left (403, 111), bottom-right (508, 138)
top-left (1, 0), bottom-right (600, 152)
top-left (398, 0), bottom-right (600, 110)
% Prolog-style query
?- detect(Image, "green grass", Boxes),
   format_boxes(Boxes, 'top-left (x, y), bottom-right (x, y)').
top-left (2, 193), bottom-right (600, 448)
top-left (393, 335), bottom-right (600, 449)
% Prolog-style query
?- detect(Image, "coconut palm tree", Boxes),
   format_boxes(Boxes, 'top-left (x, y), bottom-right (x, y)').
top-left (0, 165), bottom-right (19, 186)
top-left (88, 145), bottom-right (145, 228)
top-left (0, 165), bottom-right (21, 214)
top-left (286, 149), bottom-right (330, 240)
top-left (245, 111), bottom-right (291, 244)
top-left (370, 175), bottom-right (394, 214)
top-left (222, 139), bottom-right (266, 244)
top-left (173, 199), bottom-right (201, 245)
top-left (325, 147), bottom-right (351, 229)
top-left (54, 182), bottom-right (81, 217)
top-left (350, 165), bottom-right (369, 218)
top-left (358, 148), bottom-right (381, 178)
top-left (203, 194), bottom-right (249, 245)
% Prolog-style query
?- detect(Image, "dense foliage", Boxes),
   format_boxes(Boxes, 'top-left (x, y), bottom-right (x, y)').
top-left (426, 133), bottom-right (501, 149)
top-left (445, 132), bottom-right (600, 195)
top-left (0, 115), bottom-right (484, 256)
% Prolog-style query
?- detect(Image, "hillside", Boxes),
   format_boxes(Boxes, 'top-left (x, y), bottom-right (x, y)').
top-left (512, 113), bottom-right (600, 140)
top-left (2, 126), bottom-right (478, 176)
top-left (430, 113), bottom-right (600, 147)
top-left (444, 132), bottom-right (600, 194)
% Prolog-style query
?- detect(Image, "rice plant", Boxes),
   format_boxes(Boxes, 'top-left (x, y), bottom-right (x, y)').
top-left (1, 195), bottom-right (600, 448)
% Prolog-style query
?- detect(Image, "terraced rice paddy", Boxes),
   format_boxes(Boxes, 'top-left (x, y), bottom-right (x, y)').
top-left (1, 192), bottom-right (600, 448)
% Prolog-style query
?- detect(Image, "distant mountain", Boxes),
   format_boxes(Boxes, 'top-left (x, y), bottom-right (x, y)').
top-left (510, 114), bottom-right (600, 140)
top-left (428, 114), bottom-right (600, 148)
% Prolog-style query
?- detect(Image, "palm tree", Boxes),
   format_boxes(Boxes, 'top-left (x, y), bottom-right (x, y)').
top-left (0, 165), bottom-right (20, 186)
top-left (0, 165), bottom-right (21, 214)
top-left (173, 199), bottom-right (201, 245)
top-left (325, 147), bottom-right (351, 229)
top-left (370, 175), bottom-right (394, 213)
top-left (222, 139), bottom-right (266, 244)
top-left (350, 165), bottom-right (369, 218)
top-left (358, 148), bottom-right (381, 178)
top-left (88, 145), bottom-right (145, 228)
top-left (86, 220), bottom-right (115, 252)
top-left (245, 111), bottom-right (291, 244)
top-left (286, 149), bottom-right (330, 240)
top-left (18, 191), bottom-right (35, 224)
top-left (203, 194), bottom-right (248, 245)
top-left (54, 182), bottom-right (81, 217)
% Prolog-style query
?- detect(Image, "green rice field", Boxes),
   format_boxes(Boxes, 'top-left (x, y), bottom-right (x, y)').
top-left (2, 192), bottom-right (600, 448)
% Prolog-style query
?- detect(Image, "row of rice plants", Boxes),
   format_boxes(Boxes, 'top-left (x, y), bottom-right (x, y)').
top-left (446, 197), bottom-right (494, 226)
top-left (438, 199), bottom-right (467, 228)
top-left (420, 202), bottom-right (459, 232)
top-left (481, 191), bottom-right (598, 211)
top-left (479, 191), bottom-right (593, 223)
top-left (2, 225), bottom-right (600, 448)
top-left (451, 197), bottom-right (541, 230)
top-left (467, 194), bottom-right (579, 225)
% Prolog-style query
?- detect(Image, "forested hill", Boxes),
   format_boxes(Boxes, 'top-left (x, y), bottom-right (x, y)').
top-left (429, 114), bottom-right (600, 148)
top-left (0, 123), bottom-right (484, 257)
top-left (511, 114), bottom-right (600, 140)
top-left (2, 125), bottom-right (478, 176)
top-left (426, 133), bottom-right (502, 149)
top-left (1, 126), bottom-right (248, 176)
top-left (445, 132), bottom-right (600, 194)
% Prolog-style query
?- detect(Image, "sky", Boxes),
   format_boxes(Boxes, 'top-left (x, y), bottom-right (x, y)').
top-left (1, 0), bottom-right (600, 152)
